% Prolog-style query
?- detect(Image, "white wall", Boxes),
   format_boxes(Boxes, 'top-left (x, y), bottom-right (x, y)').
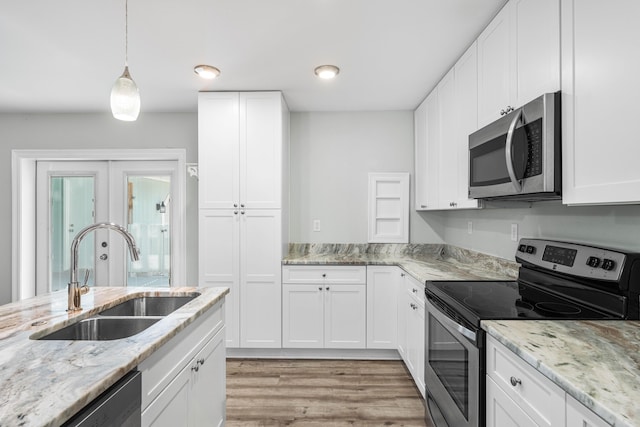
top-left (289, 111), bottom-right (444, 244)
top-left (441, 201), bottom-right (640, 261)
top-left (0, 113), bottom-right (199, 304)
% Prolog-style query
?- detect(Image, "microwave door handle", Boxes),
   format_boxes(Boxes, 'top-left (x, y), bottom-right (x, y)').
top-left (505, 108), bottom-right (524, 193)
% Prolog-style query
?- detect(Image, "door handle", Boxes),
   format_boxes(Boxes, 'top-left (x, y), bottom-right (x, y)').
top-left (505, 108), bottom-right (523, 193)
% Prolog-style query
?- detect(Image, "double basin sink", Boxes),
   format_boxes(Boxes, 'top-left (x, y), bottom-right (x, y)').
top-left (37, 295), bottom-right (200, 341)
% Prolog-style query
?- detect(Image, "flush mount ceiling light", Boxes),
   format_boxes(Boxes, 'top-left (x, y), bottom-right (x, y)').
top-left (194, 64), bottom-right (221, 80)
top-left (110, 0), bottom-right (140, 121)
top-left (314, 65), bottom-right (340, 80)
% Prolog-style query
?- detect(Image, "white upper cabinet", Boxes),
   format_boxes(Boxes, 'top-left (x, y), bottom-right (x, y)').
top-left (198, 92), bottom-right (285, 209)
top-left (198, 92), bottom-right (240, 209)
top-left (415, 90), bottom-right (440, 210)
top-left (454, 43), bottom-right (481, 209)
top-left (561, 0), bottom-right (640, 205)
top-left (415, 51), bottom-right (480, 211)
top-left (477, 0), bottom-right (560, 128)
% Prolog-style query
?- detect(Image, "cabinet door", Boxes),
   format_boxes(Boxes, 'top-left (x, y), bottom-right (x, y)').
top-left (198, 92), bottom-right (240, 209)
top-left (454, 42), bottom-right (481, 209)
top-left (396, 272), bottom-right (408, 359)
top-left (477, 3), bottom-right (513, 128)
top-left (240, 209), bottom-right (282, 347)
top-left (511, 0), bottom-right (560, 107)
top-left (437, 69), bottom-right (459, 209)
top-left (239, 92), bottom-right (284, 209)
top-left (561, 0), bottom-right (640, 205)
top-left (142, 364), bottom-right (190, 427)
top-left (282, 284), bottom-right (324, 348)
top-left (486, 376), bottom-right (539, 427)
top-left (324, 284), bottom-right (366, 349)
top-left (415, 90), bottom-right (440, 210)
top-left (406, 292), bottom-right (425, 396)
top-left (199, 209), bottom-right (240, 347)
top-left (566, 394), bottom-right (609, 427)
top-left (366, 266), bottom-right (399, 349)
top-left (190, 329), bottom-right (226, 427)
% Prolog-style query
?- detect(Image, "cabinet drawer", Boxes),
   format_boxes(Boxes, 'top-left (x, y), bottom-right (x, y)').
top-left (139, 300), bottom-right (224, 410)
top-left (486, 335), bottom-right (565, 427)
top-left (282, 266), bottom-right (366, 284)
top-left (405, 275), bottom-right (425, 304)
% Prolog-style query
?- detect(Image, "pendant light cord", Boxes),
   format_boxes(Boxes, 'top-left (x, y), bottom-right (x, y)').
top-left (125, 0), bottom-right (129, 67)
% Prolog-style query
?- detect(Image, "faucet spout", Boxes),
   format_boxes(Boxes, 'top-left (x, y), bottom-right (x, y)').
top-left (67, 222), bottom-right (140, 312)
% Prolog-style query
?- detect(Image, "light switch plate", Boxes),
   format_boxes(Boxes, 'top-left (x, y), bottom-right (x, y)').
top-left (313, 219), bottom-right (321, 232)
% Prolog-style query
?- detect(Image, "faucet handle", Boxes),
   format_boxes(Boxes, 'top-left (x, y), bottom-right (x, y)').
top-left (82, 269), bottom-right (91, 286)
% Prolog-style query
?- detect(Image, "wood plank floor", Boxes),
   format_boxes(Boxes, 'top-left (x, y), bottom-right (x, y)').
top-left (227, 359), bottom-right (429, 426)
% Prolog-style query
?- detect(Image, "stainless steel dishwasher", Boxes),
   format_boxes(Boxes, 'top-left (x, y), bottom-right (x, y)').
top-left (62, 370), bottom-right (141, 427)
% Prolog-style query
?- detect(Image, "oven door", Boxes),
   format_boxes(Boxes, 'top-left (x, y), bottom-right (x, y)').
top-left (424, 297), bottom-right (481, 427)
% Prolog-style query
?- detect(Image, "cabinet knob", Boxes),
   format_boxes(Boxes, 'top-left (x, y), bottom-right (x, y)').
top-left (322, 273), bottom-right (326, 278)
top-left (240, 210), bottom-right (245, 215)
top-left (410, 303), bottom-right (417, 310)
top-left (506, 106), bottom-right (514, 113)
top-left (191, 365), bottom-right (199, 372)
top-left (401, 273), bottom-right (405, 277)
top-left (234, 211), bottom-right (238, 215)
top-left (198, 358), bottom-right (205, 365)
top-left (326, 286), bottom-right (330, 291)
top-left (510, 376), bottom-right (522, 387)
top-left (412, 288), bottom-right (417, 294)
top-left (241, 204), bottom-right (245, 208)
top-left (500, 109), bottom-right (507, 116)
top-left (420, 204), bottom-right (428, 208)
top-left (318, 287), bottom-right (323, 291)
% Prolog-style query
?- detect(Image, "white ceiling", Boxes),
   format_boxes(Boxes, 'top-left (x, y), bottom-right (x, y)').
top-left (0, 0), bottom-right (507, 113)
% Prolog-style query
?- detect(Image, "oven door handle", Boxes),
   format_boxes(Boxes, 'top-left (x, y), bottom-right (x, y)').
top-left (426, 296), bottom-right (477, 343)
top-left (505, 108), bottom-right (524, 193)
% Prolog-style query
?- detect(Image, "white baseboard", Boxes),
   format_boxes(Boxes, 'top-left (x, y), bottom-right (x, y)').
top-left (226, 347), bottom-right (401, 360)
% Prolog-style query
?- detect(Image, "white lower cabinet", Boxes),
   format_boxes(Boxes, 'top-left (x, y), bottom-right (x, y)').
top-left (397, 273), bottom-right (425, 397)
top-left (487, 335), bottom-right (609, 427)
top-left (366, 266), bottom-right (399, 349)
top-left (140, 300), bottom-right (226, 427)
top-left (282, 266), bottom-right (366, 349)
top-left (566, 395), bottom-right (609, 427)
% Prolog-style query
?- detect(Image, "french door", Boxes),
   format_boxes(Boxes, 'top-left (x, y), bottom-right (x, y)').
top-left (36, 160), bottom-right (179, 294)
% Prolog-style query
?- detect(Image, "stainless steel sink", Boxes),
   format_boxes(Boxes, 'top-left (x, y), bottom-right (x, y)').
top-left (99, 294), bottom-right (200, 317)
top-left (38, 317), bottom-right (160, 341)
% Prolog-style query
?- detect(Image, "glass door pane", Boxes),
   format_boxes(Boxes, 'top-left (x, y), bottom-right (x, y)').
top-left (126, 175), bottom-right (171, 287)
top-left (50, 177), bottom-right (96, 291)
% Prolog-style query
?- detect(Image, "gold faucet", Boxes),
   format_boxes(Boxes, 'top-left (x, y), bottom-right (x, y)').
top-left (67, 222), bottom-right (140, 312)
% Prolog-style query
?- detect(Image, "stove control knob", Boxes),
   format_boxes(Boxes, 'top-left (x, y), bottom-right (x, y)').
top-left (586, 256), bottom-right (601, 268)
top-left (518, 244), bottom-right (527, 253)
top-left (525, 245), bottom-right (536, 254)
top-left (601, 259), bottom-right (616, 271)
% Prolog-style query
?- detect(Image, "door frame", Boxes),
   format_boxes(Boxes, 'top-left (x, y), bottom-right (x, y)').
top-left (12, 149), bottom-right (187, 302)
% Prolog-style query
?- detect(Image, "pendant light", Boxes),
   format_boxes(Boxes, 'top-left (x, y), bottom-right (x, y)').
top-left (110, 0), bottom-right (140, 121)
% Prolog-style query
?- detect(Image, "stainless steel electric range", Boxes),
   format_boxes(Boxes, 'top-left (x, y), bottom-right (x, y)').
top-left (423, 238), bottom-right (640, 427)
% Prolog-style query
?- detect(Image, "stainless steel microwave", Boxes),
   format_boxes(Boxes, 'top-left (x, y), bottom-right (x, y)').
top-left (468, 92), bottom-right (561, 201)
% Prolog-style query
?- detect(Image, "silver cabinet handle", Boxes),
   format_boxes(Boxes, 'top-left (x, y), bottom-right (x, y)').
top-left (412, 288), bottom-right (418, 294)
top-left (198, 358), bottom-right (205, 365)
top-left (326, 287), bottom-right (330, 291)
top-left (510, 376), bottom-right (522, 387)
top-left (318, 287), bottom-right (323, 291)
top-left (234, 203), bottom-right (238, 208)
top-left (505, 108), bottom-right (524, 193)
top-left (240, 204), bottom-right (245, 208)
top-left (191, 365), bottom-right (199, 372)
top-left (410, 303), bottom-right (417, 310)
top-left (240, 210), bottom-right (245, 215)
top-left (234, 211), bottom-right (238, 215)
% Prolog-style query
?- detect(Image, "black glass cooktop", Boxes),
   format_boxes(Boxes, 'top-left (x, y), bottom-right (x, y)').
top-left (426, 280), bottom-right (615, 324)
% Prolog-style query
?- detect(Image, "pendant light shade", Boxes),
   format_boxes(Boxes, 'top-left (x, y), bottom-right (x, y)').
top-left (111, 66), bottom-right (140, 121)
top-left (111, 0), bottom-right (140, 121)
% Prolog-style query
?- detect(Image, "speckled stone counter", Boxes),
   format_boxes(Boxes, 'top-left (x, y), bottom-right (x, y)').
top-left (483, 320), bottom-right (640, 427)
top-left (0, 286), bottom-right (228, 427)
top-left (283, 243), bottom-right (520, 282)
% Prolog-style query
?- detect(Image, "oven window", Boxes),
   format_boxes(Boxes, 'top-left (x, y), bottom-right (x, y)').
top-left (428, 314), bottom-right (469, 419)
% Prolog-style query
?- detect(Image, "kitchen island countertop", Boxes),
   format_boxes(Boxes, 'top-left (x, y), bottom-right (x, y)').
top-left (0, 286), bottom-right (228, 427)
top-left (483, 319), bottom-right (640, 427)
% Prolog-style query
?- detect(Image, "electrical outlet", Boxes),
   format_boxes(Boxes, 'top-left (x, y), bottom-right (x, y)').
top-left (467, 221), bottom-right (473, 235)
top-left (511, 223), bottom-right (518, 242)
top-left (313, 219), bottom-right (321, 232)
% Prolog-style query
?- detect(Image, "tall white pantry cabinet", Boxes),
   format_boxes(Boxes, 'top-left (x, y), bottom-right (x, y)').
top-left (198, 91), bottom-right (290, 348)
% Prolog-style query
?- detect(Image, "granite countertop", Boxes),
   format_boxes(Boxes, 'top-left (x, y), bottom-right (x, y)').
top-left (483, 320), bottom-right (640, 427)
top-left (283, 243), bottom-right (520, 282)
top-left (0, 286), bottom-right (229, 427)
